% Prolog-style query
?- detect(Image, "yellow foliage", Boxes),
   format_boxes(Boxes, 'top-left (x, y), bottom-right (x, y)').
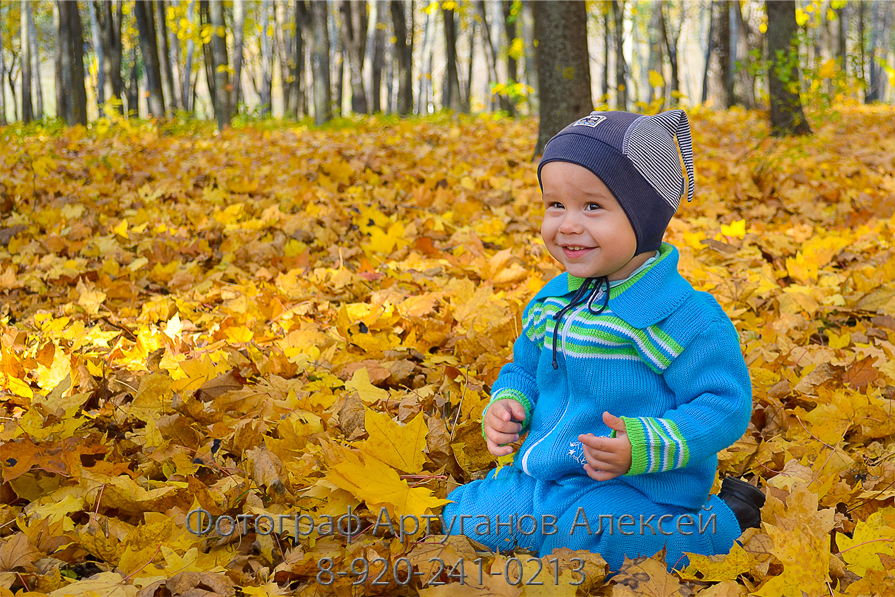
top-left (2, 108), bottom-right (895, 593)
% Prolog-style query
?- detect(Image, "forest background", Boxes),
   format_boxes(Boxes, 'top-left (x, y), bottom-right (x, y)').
top-left (3, 1), bottom-right (895, 596)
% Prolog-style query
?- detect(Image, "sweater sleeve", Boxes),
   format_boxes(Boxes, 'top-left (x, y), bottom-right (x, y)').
top-left (617, 317), bottom-right (752, 476)
top-left (480, 300), bottom-right (546, 435)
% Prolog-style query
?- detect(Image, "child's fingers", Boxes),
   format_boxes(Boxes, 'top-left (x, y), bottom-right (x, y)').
top-left (507, 401), bottom-right (527, 422)
top-left (487, 415), bottom-right (522, 434)
top-left (584, 463), bottom-right (621, 482)
top-left (579, 433), bottom-right (624, 454)
top-left (484, 426), bottom-right (519, 446)
top-left (485, 437), bottom-right (515, 456)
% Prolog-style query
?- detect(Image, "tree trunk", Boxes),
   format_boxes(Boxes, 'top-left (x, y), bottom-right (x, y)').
top-left (442, 7), bottom-right (461, 112)
top-left (155, 0), bottom-right (178, 111)
top-left (0, 7), bottom-right (6, 126)
top-left (717, 0), bottom-right (733, 108)
top-left (99, 0), bottom-right (124, 114)
top-left (333, 7), bottom-right (344, 117)
top-left (168, 0), bottom-right (183, 111)
top-left (660, 3), bottom-right (680, 107)
top-left (369, 0), bottom-right (386, 113)
top-left (859, 0), bottom-right (866, 101)
top-left (294, 1), bottom-right (309, 117)
top-left (464, 15), bottom-right (476, 112)
top-left (522, 0), bottom-right (537, 112)
top-left (208, 0), bottom-right (230, 129)
top-left (127, 46), bottom-right (139, 116)
top-left (310, 0), bottom-right (333, 124)
top-left (417, 7), bottom-right (434, 114)
top-left (866, 0), bottom-right (882, 102)
top-left (502, 0), bottom-right (518, 84)
top-left (57, 1), bottom-right (88, 125)
top-left (340, 0), bottom-right (368, 114)
top-left (390, 0), bottom-right (413, 115)
top-left (477, 0), bottom-right (511, 113)
top-left (612, 0), bottom-right (626, 110)
top-left (21, 1), bottom-right (33, 123)
top-left (837, 3), bottom-right (847, 77)
top-left (533, 1), bottom-right (591, 156)
top-left (649, 3), bottom-right (665, 105)
top-left (27, 2), bottom-right (42, 118)
top-left (734, 0), bottom-right (756, 108)
top-left (260, 0), bottom-right (273, 115)
top-left (276, 1), bottom-right (292, 115)
top-left (182, 0), bottom-right (196, 112)
top-left (88, 0), bottom-right (105, 107)
top-left (134, 0), bottom-right (166, 117)
top-left (601, 8), bottom-right (609, 102)
top-left (200, 1), bottom-right (216, 115)
top-left (765, 0), bottom-right (811, 136)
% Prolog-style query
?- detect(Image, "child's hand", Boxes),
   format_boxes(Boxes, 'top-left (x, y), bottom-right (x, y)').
top-left (483, 399), bottom-right (526, 456)
top-left (578, 412), bottom-right (633, 481)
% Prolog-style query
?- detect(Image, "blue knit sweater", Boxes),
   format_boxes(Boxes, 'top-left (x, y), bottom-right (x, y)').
top-left (484, 243), bottom-right (752, 510)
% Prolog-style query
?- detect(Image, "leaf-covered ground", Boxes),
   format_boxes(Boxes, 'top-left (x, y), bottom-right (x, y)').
top-left (1, 107), bottom-right (895, 596)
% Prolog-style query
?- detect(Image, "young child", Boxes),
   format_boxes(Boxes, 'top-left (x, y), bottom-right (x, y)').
top-left (442, 109), bottom-right (763, 571)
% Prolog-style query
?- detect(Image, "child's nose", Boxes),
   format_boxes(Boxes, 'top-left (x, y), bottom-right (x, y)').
top-left (558, 213), bottom-right (584, 234)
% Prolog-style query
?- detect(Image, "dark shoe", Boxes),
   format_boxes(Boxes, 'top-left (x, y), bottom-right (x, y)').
top-left (719, 477), bottom-right (765, 531)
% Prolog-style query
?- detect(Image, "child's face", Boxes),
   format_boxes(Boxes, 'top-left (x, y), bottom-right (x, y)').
top-left (540, 161), bottom-right (643, 280)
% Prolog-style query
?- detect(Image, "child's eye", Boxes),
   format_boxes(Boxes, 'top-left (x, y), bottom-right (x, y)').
top-left (585, 202), bottom-right (602, 211)
top-left (547, 201), bottom-right (564, 209)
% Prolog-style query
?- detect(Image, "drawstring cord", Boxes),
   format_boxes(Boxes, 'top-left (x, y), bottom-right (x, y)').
top-left (551, 276), bottom-right (610, 370)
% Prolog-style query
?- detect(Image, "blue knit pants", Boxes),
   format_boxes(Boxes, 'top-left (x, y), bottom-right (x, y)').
top-left (442, 465), bottom-right (742, 571)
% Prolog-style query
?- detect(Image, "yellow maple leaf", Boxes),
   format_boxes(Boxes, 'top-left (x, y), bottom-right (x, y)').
top-left (837, 507), bottom-right (895, 576)
top-left (344, 367), bottom-right (389, 404)
top-left (680, 542), bottom-right (754, 581)
top-left (326, 449), bottom-right (449, 520)
top-left (357, 410), bottom-right (428, 474)
top-left (721, 219), bottom-right (746, 239)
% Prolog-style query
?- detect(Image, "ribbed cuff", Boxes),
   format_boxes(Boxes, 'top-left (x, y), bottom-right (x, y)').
top-left (481, 389), bottom-right (534, 438)
top-left (618, 416), bottom-right (650, 475)
top-left (614, 416), bottom-right (689, 476)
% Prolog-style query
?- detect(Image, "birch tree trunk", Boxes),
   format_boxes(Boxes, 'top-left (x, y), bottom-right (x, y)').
top-left (533, 0), bottom-right (591, 156)
top-left (88, 0), bottom-right (105, 107)
top-left (276, 1), bottom-right (292, 114)
top-left (182, 0), bottom-right (196, 112)
top-left (134, 0), bottom-right (166, 117)
top-left (311, 0), bottom-right (333, 124)
top-left (21, 1), bottom-right (33, 123)
top-left (208, 0), bottom-right (230, 129)
top-left (0, 7), bottom-right (6, 125)
top-left (416, 8), bottom-right (434, 114)
top-left (260, 0), bottom-right (273, 115)
top-left (390, 0), bottom-right (413, 115)
top-left (612, 0), bottom-right (626, 110)
top-left (522, 0), bottom-right (537, 112)
top-left (477, 0), bottom-right (510, 113)
top-left (27, 2), bottom-right (42, 118)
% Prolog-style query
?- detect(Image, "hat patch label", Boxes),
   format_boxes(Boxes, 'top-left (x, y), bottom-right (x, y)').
top-left (572, 113), bottom-right (607, 128)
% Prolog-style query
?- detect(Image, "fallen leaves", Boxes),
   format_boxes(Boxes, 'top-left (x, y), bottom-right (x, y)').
top-left (1, 107), bottom-right (895, 594)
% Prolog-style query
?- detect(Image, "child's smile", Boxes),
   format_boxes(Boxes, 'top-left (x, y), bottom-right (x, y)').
top-left (540, 162), bottom-right (651, 280)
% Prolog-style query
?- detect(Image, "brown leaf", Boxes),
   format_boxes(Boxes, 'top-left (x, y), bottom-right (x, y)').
top-left (0, 533), bottom-right (40, 573)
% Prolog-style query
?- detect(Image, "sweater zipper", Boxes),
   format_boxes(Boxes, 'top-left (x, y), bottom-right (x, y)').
top-left (520, 304), bottom-right (585, 476)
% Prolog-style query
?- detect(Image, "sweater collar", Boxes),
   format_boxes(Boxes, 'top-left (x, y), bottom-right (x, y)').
top-left (564, 243), bottom-right (693, 328)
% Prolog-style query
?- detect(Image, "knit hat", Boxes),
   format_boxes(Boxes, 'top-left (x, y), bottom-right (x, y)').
top-left (537, 109), bottom-right (695, 256)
